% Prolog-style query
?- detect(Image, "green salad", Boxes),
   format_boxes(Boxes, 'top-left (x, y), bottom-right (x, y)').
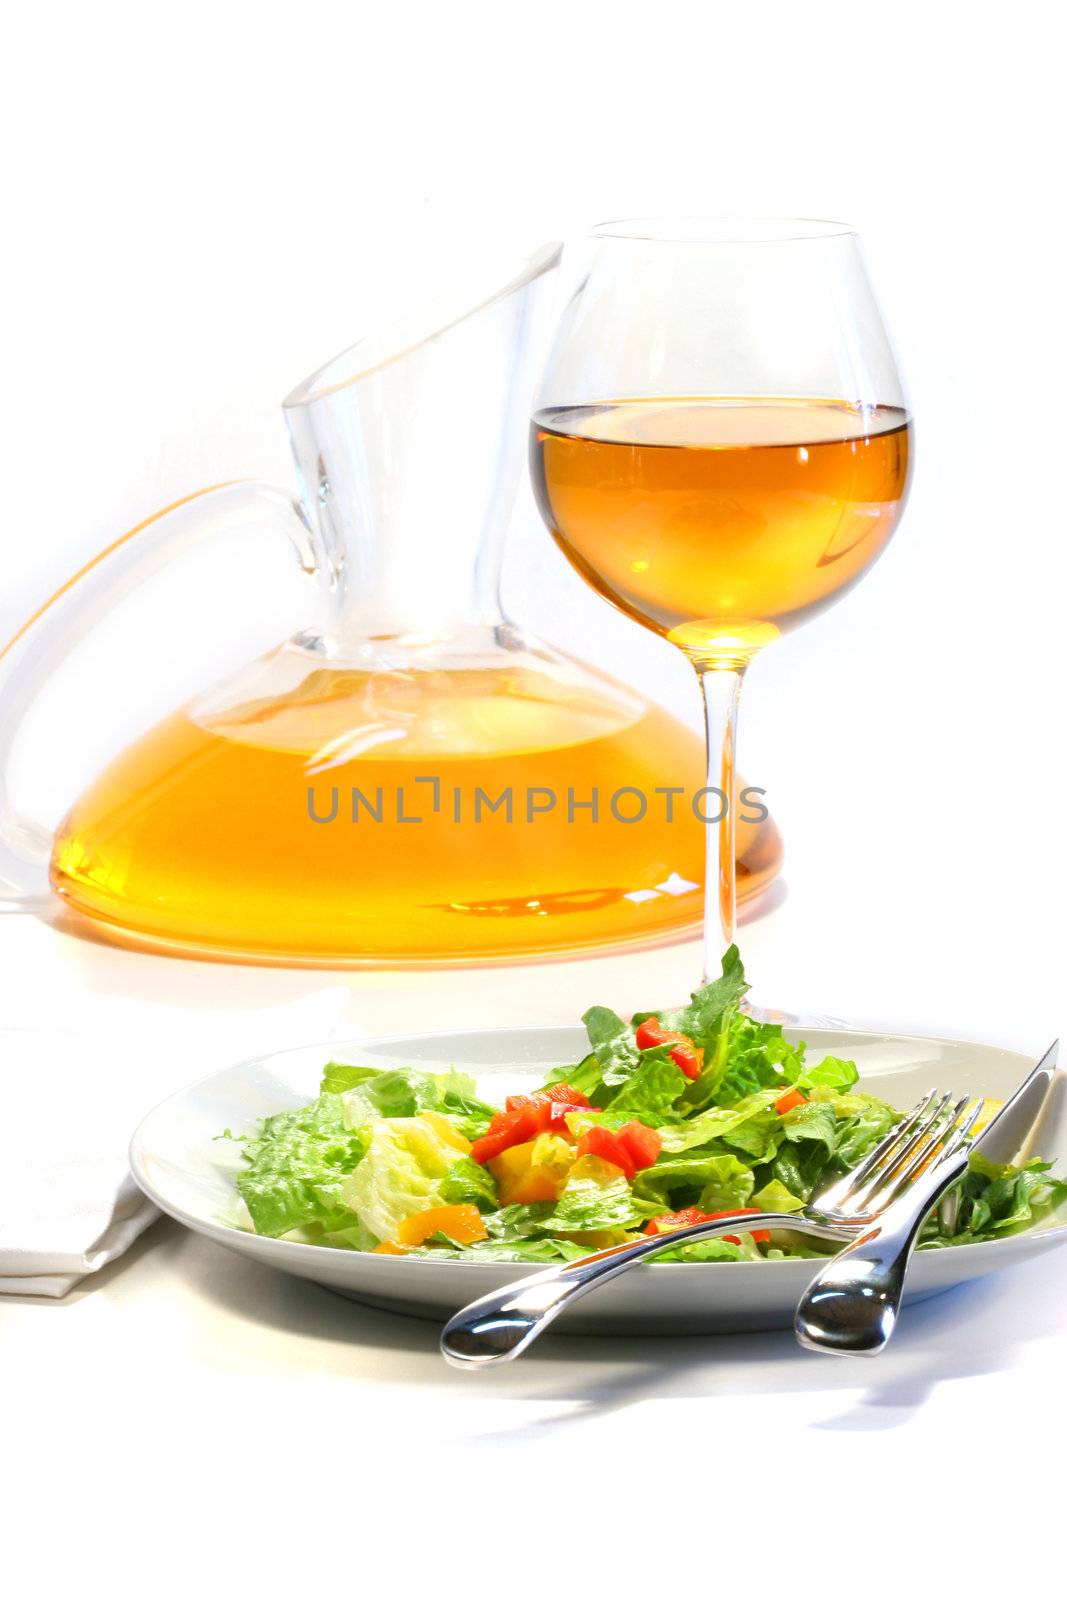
top-left (224, 948), bottom-right (1065, 1264)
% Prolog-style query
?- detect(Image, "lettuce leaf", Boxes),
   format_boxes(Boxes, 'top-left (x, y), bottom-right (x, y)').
top-left (920, 1155), bottom-right (1067, 1246)
top-left (696, 1154), bottom-right (758, 1211)
top-left (409, 1236), bottom-right (593, 1263)
top-left (648, 1237), bottom-right (749, 1263)
top-left (661, 942), bottom-right (749, 1045)
top-left (601, 1049), bottom-right (687, 1125)
top-left (581, 1005), bottom-right (643, 1086)
top-left (799, 1055), bottom-right (860, 1092)
top-left (337, 1064), bottom-right (495, 1138)
top-left (340, 1068), bottom-right (439, 1121)
top-left (687, 1013), bottom-right (802, 1108)
top-left (484, 1201), bottom-right (553, 1241)
top-left (765, 1095), bottom-right (888, 1201)
top-left (658, 1088), bottom-right (784, 1153)
top-left (540, 1051), bottom-right (605, 1101)
top-left (779, 1100), bottom-right (839, 1156)
top-left (633, 1148), bottom-right (747, 1207)
top-left (439, 1156), bottom-right (499, 1210)
top-left (750, 1177), bottom-right (806, 1213)
top-left (320, 1062), bottom-right (383, 1095)
top-left (236, 1094), bottom-right (365, 1238)
top-left (548, 1160), bottom-right (650, 1232)
top-left (827, 1092), bottom-right (899, 1169)
top-left (339, 1113), bottom-right (473, 1243)
top-left (719, 1108), bottom-right (784, 1161)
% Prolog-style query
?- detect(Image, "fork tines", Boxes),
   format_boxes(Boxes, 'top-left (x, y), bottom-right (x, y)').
top-left (824, 1088), bottom-right (984, 1218)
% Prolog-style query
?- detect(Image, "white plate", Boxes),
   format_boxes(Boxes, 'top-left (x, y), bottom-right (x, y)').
top-left (130, 1024), bottom-right (1067, 1334)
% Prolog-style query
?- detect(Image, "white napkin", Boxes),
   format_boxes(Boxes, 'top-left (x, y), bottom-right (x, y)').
top-left (0, 987), bottom-right (354, 1297)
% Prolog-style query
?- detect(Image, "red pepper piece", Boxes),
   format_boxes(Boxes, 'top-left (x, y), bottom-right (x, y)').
top-left (615, 1120), bottom-right (662, 1172)
top-left (470, 1099), bottom-right (539, 1164)
top-left (643, 1206), bottom-right (708, 1236)
top-left (471, 1084), bottom-right (594, 1163)
top-left (635, 1018), bottom-right (671, 1051)
top-left (667, 1042), bottom-right (703, 1080)
top-left (634, 1018), bottom-right (703, 1080)
top-left (774, 1087), bottom-right (807, 1116)
top-left (575, 1124), bottom-right (637, 1179)
top-left (536, 1084), bottom-right (593, 1109)
top-left (470, 1124), bottom-right (524, 1164)
top-left (703, 1208), bottom-right (772, 1245)
top-left (644, 1206), bottom-right (771, 1246)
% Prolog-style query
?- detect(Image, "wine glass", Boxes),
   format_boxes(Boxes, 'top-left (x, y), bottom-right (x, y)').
top-left (530, 217), bottom-right (911, 986)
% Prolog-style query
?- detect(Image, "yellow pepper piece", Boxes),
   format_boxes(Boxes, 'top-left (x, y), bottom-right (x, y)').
top-left (415, 1112), bottom-right (471, 1156)
top-left (395, 1203), bottom-right (488, 1248)
top-left (966, 1097), bottom-right (1003, 1138)
top-left (489, 1134), bottom-right (574, 1206)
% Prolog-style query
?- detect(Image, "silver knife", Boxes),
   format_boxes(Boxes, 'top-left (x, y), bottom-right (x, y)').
top-left (966, 1039), bottom-right (1060, 1162)
top-left (794, 1039), bottom-right (1060, 1356)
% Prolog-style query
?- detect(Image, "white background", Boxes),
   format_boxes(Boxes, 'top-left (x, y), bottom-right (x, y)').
top-left (2, 2), bottom-right (1066, 1595)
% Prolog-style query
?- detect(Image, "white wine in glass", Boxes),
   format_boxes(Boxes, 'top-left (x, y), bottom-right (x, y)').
top-left (531, 219), bottom-right (912, 986)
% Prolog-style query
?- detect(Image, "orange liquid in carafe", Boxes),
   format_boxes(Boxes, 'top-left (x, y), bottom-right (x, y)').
top-left (49, 661), bottom-right (780, 964)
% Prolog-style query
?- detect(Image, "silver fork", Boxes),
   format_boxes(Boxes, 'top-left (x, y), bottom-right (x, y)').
top-left (795, 1098), bottom-right (992, 1356)
top-left (441, 1088), bottom-right (984, 1367)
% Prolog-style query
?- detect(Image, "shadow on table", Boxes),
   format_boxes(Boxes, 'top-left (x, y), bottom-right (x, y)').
top-left (173, 1220), bottom-right (1064, 1434)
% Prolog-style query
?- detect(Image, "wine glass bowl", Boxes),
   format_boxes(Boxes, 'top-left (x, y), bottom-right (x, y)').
top-left (530, 218), bottom-right (912, 976)
top-left (531, 395), bottom-right (909, 665)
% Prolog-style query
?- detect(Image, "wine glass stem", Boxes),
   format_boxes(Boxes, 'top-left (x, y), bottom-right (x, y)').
top-left (695, 662), bottom-right (745, 981)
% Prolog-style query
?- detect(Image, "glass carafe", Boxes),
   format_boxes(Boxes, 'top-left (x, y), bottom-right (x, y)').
top-left (0, 244), bottom-right (780, 965)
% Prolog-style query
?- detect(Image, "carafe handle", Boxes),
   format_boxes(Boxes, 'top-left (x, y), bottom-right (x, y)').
top-left (0, 481), bottom-right (326, 909)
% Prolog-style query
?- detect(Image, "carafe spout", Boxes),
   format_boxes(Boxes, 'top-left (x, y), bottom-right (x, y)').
top-left (283, 242), bottom-right (562, 654)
